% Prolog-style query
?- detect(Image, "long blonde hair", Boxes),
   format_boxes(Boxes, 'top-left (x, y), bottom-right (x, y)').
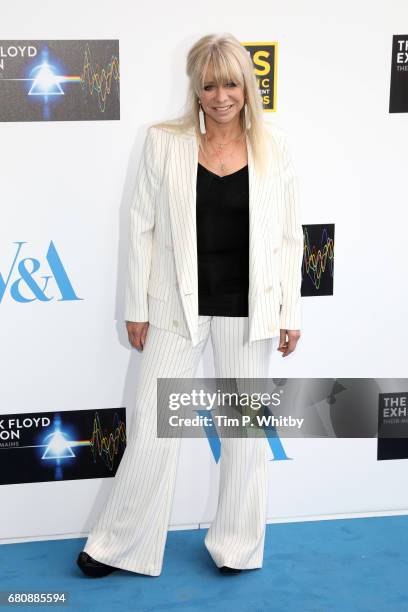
top-left (153, 32), bottom-right (272, 175)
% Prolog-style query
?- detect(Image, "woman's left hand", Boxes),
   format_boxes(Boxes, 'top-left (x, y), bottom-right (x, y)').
top-left (277, 329), bottom-right (301, 357)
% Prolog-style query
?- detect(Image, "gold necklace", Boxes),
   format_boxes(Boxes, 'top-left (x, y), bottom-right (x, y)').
top-left (205, 131), bottom-right (244, 174)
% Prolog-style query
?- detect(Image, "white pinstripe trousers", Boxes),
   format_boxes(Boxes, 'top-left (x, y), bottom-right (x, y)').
top-left (83, 316), bottom-right (273, 576)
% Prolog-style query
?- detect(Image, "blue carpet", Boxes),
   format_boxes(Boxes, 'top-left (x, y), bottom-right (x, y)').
top-left (1, 516), bottom-right (407, 611)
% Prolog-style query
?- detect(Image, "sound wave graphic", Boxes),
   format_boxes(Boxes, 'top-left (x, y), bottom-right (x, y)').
top-left (88, 411), bottom-right (126, 471)
top-left (302, 226), bottom-right (334, 290)
top-left (22, 411), bottom-right (126, 472)
top-left (79, 42), bottom-right (120, 113)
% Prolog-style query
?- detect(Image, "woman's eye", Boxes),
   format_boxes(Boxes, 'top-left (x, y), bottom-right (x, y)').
top-left (203, 82), bottom-right (236, 90)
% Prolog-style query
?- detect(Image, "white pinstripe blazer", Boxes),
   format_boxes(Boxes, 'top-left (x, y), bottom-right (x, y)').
top-left (124, 122), bottom-right (303, 347)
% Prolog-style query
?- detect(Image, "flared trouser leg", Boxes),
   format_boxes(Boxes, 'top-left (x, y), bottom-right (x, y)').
top-left (83, 317), bottom-right (273, 575)
top-left (83, 324), bottom-right (210, 576)
top-left (204, 317), bottom-right (273, 570)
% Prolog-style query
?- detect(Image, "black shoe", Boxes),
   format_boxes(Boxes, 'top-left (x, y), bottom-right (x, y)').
top-left (219, 565), bottom-right (242, 575)
top-left (76, 551), bottom-right (118, 578)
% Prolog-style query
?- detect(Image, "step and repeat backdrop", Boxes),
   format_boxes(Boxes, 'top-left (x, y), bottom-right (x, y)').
top-left (1, 0), bottom-right (408, 542)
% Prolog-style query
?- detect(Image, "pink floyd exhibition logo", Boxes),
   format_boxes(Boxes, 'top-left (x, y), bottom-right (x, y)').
top-left (389, 35), bottom-right (408, 113)
top-left (0, 40), bottom-right (120, 121)
top-left (0, 408), bottom-right (127, 485)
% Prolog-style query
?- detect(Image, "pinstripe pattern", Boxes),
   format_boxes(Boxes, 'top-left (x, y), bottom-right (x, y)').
top-left (124, 123), bottom-right (303, 343)
top-left (83, 317), bottom-right (273, 576)
top-left (85, 122), bottom-right (303, 576)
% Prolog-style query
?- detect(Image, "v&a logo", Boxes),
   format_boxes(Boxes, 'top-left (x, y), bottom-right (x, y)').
top-left (0, 240), bottom-right (82, 303)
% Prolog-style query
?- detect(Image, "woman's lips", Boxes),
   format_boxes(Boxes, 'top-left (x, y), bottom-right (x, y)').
top-left (213, 104), bottom-right (233, 113)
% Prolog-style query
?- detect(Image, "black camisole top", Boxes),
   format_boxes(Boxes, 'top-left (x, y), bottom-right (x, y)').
top-left (196, 161), bottom-right (249, 316)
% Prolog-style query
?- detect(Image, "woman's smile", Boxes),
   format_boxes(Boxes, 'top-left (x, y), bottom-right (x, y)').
top-left (213, 104), bottom-right (234, 113)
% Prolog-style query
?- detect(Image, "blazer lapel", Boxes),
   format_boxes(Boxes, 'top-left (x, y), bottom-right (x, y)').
top-left (167, 130), bottom-right (199, 296)
top-left (247, 134), bottom-right (269, 303)
top-left (167, 127), bottom-right (269, 338)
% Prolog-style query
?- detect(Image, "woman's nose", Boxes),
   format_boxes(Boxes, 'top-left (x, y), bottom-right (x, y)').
top-left (214, 88), bottom-right (229, 102)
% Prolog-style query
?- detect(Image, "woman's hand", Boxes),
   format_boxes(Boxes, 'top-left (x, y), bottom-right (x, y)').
top-left (126, 321), bottom-right (149, 351)
top-left (277, 329), bottom-right (301, 357)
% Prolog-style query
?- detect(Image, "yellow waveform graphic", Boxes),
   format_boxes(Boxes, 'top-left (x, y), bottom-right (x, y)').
top-left (79, 42), bottom-right (120, 113)
top-left (89, 411), bottom-right (126, 471)
top-left (302, 227), bottom-right (334, 291)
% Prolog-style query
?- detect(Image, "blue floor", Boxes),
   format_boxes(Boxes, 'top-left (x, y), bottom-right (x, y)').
top-left (1, 516), bottom-right (407, 611)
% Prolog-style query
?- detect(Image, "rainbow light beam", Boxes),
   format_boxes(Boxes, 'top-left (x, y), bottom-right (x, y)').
top-left (28, 61), bottom-right (81, 97)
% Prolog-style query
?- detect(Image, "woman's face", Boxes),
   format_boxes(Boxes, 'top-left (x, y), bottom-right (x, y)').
top-left (199, 67), bottom-right (245, 128)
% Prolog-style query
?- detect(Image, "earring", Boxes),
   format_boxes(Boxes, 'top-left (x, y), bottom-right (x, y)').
top-left (198, 101), bottom-right (206, 134)
top-left (244, 103), bottom-right (251, 130)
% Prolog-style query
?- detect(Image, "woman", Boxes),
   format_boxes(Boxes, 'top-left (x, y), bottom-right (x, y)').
top-left (77, 32), bottom-right (303, 578)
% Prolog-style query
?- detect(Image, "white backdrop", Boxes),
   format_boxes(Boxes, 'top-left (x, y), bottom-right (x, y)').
top-left (1, 0), bottom-right (408, 543)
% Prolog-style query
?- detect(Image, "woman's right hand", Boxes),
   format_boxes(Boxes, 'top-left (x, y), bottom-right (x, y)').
top-left (126, 321), bottom-right (149, 351)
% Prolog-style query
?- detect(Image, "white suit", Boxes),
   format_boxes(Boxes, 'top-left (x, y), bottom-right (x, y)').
top-left (83, 122), bottom-right (303, 576)
top-left (123, 122), bottom-right (303, 343)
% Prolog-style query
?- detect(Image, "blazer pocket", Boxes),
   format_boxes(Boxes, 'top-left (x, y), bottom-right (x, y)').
top-left (147, 277), bottom-right (170, 302)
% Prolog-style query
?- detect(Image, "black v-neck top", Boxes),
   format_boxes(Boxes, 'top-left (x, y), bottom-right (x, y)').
top-left (196, 161), bottom-right (249, 316)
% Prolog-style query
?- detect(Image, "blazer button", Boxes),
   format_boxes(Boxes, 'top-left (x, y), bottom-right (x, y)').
top-left (172, 320), bottom-right (179, 327)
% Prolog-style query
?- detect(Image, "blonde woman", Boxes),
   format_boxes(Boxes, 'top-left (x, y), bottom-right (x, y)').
top-left (77, 32), bottom-right (303, 578)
